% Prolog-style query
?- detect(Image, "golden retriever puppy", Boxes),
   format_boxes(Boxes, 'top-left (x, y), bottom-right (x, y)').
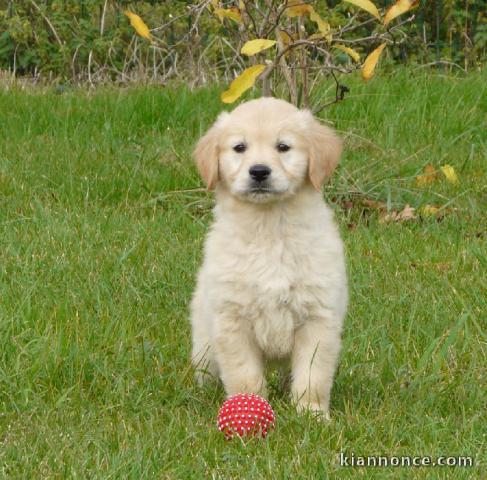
top-left (190, 97), bottom-right (347, 417)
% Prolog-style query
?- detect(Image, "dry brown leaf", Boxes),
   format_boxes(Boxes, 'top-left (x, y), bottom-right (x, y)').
top-left (416, 163), bottom-right (438, 186)
top-left (434, 263), bottom-right (451, 272)
top-left (419, 205), bottom-right (453, 221)
top-left (420, 205), bottom-right (440, 216)
top-left (361, 198), bottom-right (387, 211)
top-left (380, 204), bottom-right (416, 223)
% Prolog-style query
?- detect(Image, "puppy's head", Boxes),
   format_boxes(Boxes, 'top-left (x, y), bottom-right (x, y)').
top-left (193, 97), bottom-right (342, 203)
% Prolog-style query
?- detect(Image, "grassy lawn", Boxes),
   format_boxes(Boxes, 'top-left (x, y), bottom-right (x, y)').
top-left (0, 69), bottom-right (485, 478)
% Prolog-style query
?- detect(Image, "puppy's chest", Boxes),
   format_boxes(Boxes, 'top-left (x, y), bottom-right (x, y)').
top-left (235, 238), bottom-right (314, 358)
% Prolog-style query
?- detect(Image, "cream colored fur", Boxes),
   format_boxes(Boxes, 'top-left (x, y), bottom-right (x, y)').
top-left (190, 97), bottom-right (347, 417)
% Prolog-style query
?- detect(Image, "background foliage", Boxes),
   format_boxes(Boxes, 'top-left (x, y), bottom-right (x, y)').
top-left (0, 0), bottom-right (485, 83)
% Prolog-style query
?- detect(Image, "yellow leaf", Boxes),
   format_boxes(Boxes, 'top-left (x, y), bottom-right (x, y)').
top-left (241, 39), bottom-right (277, 56)
top-left (309, 8), bottom-right (332, 42)
top-left (124, 11), bottom-right (151, 40)
top-left (361, 43), bottom-right (387, 81)
top-left (440, 165), bottom-right (459, 183)
top-left (334, 44), bottom-right (361, 62)
top-left (285, 2), bottom-right (313, 17)
top-left (285, 3), bottom-right (332, 42)
top-left (415, 163), bottom-right (437, 186)
top-left (214, 7), bottom-right (242, 23)
top-left (342, 0), bottom-right (381, 21)
top-left (384, 0), bottom-right (419, 27)
top-left (420, 205), bottom-right (440, 216)
top-left (221, 65), bottom-right (266, 104)
top-left (277, 30), bottom-right (293, 45)
top-left (309, 32), bottom-right (325, 41)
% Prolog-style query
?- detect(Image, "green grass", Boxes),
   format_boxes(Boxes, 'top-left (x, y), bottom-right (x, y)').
top-left (0, 69), bottom-right (485, 478)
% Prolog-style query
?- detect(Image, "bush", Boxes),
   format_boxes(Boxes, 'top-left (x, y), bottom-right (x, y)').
top-left (0, 1), bottom-right (484, 83)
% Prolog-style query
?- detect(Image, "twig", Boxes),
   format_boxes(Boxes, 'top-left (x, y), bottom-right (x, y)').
top-left (100, 0), bottom-right (108, 36)
top-left (313, 70), bottom-right (349, 114)
top-left (88, 51), bottom-right (94, 87)
top-left (28, 0), bottom-right (63, 47)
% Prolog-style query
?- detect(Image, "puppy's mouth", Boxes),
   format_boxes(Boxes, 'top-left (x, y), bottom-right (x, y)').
top-left (249, 186), bottom-right (273, 194)
top-left (247, 180), bottom-right (275, 193)
top-left (246, 182), bottom-right (277, 197)
top-left (231, 180), bottom-right (290, 203)
top-left (240, 182), bottom-right (286, 203)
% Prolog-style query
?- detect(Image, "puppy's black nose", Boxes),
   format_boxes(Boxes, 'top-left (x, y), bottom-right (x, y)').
top-left (249, 164), bottom-right (271, 182)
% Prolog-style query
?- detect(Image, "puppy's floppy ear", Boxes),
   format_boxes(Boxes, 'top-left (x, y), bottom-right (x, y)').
top-left (301, 111), bottom-right (342, 191)
top-left (193, 112), bottom-right (229, 190)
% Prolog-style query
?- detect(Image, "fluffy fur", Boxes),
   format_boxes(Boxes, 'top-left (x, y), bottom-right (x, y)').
top-left (190, 97), bottom-right (347, 417)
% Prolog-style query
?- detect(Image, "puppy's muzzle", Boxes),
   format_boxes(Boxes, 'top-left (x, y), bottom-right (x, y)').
top-left (249, 164), bottom-right (271, 182)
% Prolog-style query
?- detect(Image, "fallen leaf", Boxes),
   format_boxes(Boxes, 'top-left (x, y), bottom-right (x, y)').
top-left (361, 198), bottom-right (387, 211)
top-left (420, 205), bottom-right (440, 216)
top-left (221, 65), bottom-right (266, 104)
top-left (241, 39), bottom-right (277, 56)
top-left (411, 262), bottom-right (450, 271)
top-left (361, 43), bottom-right (387, 81)
top-left (124, 11), bottom-right (151, 40)
top-left (434, 263), bottom-right (450, 272)
top-left (342, 0), bottom-right (381, 21)
top-left (380, 204), bottom-right (416, 223)
top-left (334, 44), bottom-right (361, 62)
top-left (416, 163), bottom-right (438, 186)
top-left (214, 7), bottom-right (242, 23)
top-left (440, 164), bottom-right (459, 184)
top-left (384, 0), bottom-right (419, 27)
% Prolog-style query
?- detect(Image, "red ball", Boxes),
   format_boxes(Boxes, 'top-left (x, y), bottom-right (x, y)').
top-left (217, 393), bottom-right (275, 440)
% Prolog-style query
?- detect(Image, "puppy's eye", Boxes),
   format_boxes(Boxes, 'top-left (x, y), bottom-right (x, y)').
top-left (233, 143), bottom-right (246, 153)
top-left (277, 143), bottom-right (291, 153)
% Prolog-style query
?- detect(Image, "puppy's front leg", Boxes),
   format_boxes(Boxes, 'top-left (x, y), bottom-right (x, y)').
top-left (291, 318), bottom-right (342, 418)
top-left (214, 313), bottom-right (267, 398)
